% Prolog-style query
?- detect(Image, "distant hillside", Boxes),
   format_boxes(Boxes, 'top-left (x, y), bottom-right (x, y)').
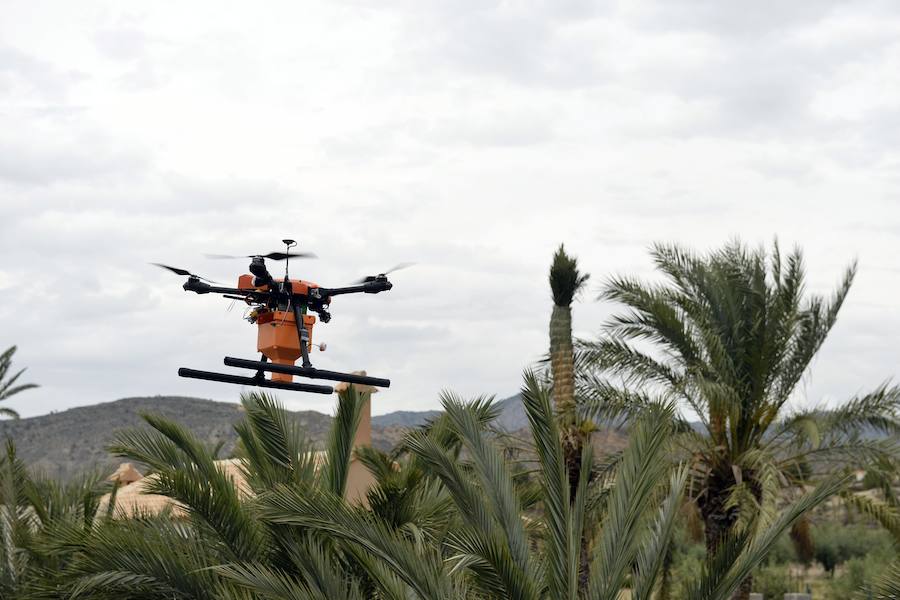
top-left (373, 394), bottom-right (528, 430)
top-left (0, 394), bottom-right (629, 481)
top-left (0, 396), bottom-right (388, 480)
top-left (372, 409), bottom-right (442, 428)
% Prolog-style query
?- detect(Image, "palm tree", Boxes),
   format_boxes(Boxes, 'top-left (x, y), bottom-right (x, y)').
top-left (0, 440), bottom-right (112, 597)
top-left (578, 240), bottom-right (900, 598)
top-left (2, 378), bottom-right (847, 599)
top-left (0, 346), bottom-right (38, 419)
top-left (254, 373), bottom-right (846, 600)
top-left (548, 245), bottom-right (591, 498)
top-left (51, 387), bottom-right (371, 599)
top-left (549, 245), bottom-right (589, 419)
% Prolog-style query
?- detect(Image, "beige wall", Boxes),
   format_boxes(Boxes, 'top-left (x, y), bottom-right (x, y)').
top-left (344, 383), bottom-right (377, 507)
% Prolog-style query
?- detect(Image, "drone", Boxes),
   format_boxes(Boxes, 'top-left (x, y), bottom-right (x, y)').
top-left (153, 239), bottom-right (408, 395)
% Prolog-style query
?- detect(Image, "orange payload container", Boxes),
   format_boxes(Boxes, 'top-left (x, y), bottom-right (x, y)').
top-left (256, 310), bottom-right (316, 382)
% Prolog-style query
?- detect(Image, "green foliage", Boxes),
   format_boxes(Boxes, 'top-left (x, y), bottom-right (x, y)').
top-left (766, 530), bottom-right (798, 566)
top-left (0, 345), bottom-right (38, 419)
top-left (670, 552), bottom-right (704, 600)
top-left (752, 563), bottom-right (795, 598)
top-left (0, 439), bottom-right (113, 598)
top-left (549, 244), bottom-right (589, 307)
top-left (824, 555), bottom-right (894, 600)
top-left (813, 523), bottom-right (895, 575)
top-left (0, 382), bottom-right (865, 599)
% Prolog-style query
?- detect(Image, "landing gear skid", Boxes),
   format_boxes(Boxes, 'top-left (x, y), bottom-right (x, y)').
top-left (178, 356), bottom-right (390, 394)
top-left (178, 367), bottom-right (334, 394)
top-left (224, 357), bottom-right (390, 387)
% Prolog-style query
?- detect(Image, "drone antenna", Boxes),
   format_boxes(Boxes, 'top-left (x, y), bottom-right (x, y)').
top-left (282, 239), bottom-right (296, 280)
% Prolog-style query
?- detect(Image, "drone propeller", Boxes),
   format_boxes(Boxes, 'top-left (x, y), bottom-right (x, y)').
top-left (205, 251), bottom-right (317, 261)
top-left (351, 262), bottom-right (415, 284)
top-left (151, 263), bottom-right (220, 284)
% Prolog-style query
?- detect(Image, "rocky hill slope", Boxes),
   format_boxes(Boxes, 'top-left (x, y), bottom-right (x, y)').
top-left (0, 397), bottom-right (342, 479)
top-left (0, 394), bottom-right (628, 480)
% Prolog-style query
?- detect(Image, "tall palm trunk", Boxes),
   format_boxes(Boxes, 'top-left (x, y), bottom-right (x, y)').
top-left (549, 303), bottom-right (576, 420)
top-left (700, 465), bottom-right (760, 600)
top-left (548, 244), bottom-right (589, 588)
top-left (550, 303), bottom-right (581, 496)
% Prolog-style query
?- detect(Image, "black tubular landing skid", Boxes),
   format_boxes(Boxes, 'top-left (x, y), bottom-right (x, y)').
top-left (178, 368), bottom-right (334, 395)
top-left (223, 357), bottom-right (391, 388)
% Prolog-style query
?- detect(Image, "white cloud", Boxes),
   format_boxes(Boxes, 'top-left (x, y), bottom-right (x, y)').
top-left (0, 0), bottom-right (898, 418)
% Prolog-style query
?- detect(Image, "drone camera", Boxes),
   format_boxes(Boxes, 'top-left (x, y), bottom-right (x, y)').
top-left (249, 259), bottom-right (275, 288)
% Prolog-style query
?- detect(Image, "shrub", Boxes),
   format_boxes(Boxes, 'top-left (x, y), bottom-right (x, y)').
top-left (825, 556), bottom-right (880, 600)
top-left (753, 564), bottom-right (795, 598)
top-left (766, 531), bottom-right (798, 565)
top-left (813, 523), bottom-right (894, 575)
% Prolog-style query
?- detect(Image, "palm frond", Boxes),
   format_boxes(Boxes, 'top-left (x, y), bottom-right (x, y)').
top-left (868, 560), bottom-right (900, 599)
top-left (587, 403), bottom-right (675, 600)
top-left (442, 397), bottom-right (541, 599)
top-left (520, 370), bottom-right (574, 598)
top-left (235, 391), bottom-right (317, 492)
top-left (0, 346), bottom-right (38, 405)
top-left (258, 485), bottom-right (459, 600)
top-left (819, 382), bottom-right (900, 438)
top-left (684, 473), bottom-right (849, 600)
top-left (321, 385), bottom-right (366, 497)
top-left (60, 517), bottom-right (226, 600)
top-left (219, 551), bottom-right (364, 600)
top-left (630, 465), bottom-right (688, 600)
top-left (840, 491), bottom-right (900, 543)
top-left (108, 413), bottom-right (265, 561)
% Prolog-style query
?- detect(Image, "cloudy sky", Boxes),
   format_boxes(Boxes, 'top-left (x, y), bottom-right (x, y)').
top-left (1, 0), bottom-right (898, 419)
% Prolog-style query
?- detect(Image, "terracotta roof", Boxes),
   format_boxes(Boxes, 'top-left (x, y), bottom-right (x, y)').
top-left (108, 462), bottom-right (143, 485)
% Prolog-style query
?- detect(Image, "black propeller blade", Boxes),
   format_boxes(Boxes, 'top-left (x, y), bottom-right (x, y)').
top-left (205, 251), bottom-right (317, 261)
top-left (351, 262), bottom-right (415, 284)
top-left (151, 263), bottom-right (220, 284)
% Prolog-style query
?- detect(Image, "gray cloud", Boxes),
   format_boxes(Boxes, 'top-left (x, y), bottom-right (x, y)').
top-left (0, 138), bottom-right (147, 186)
top-left (0, 44), bottom-right (84, 99)
top-left (0, 0), bottom-right (898, 419)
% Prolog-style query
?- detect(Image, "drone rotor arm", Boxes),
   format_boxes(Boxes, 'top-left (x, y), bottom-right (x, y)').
top-left (182, 279), bottom-right (272, 301)
top-left (315, 279), bottom-right (392, 298)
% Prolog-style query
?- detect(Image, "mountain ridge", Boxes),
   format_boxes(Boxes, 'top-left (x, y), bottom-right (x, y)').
top-left (0, 394), bottom-right (533, 480)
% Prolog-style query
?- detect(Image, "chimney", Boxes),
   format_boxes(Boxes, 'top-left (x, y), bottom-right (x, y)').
top-left (334, 372), bottom-right (378, 506)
